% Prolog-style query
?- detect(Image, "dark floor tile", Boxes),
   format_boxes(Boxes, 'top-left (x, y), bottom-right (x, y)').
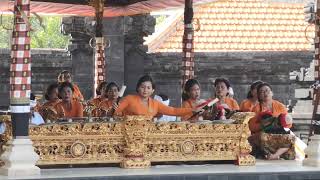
top-left (208, 175), bottom-right (228, 180)
top-left (159, 175), bottom-right (184, 180)
top-left (228, 175), bottom-right (259, 180)
top-left (185, 175), bottom-right (208, 180)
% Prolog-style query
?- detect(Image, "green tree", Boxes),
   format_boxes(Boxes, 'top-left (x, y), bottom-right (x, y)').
top-left (0, 15), bottom-right (70, 49)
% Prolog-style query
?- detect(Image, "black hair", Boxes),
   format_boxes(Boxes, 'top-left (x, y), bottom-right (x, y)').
top-left (136, 75), bottom-right (155, 92)
top-left (157, 94), bottom-right (169, 101)
top-left (256, 82), bottom-right (273, 102)
top-left (96, 81), bottom-right (108, 96)
top-left (106, 82), bottom-right (120, 92)
top-left (30, 93), bottom-right (36, 100)
top-left (58, 82), bottom-right (74, 98)
top-left (214, 78), bottom-right (231, 89)
top-left (182, 79), bottom-right (200, 101)
top-left (57, 70), bottom-right (71, 82)
top-left (45, 83), bottom-right (59, 101)
top-left (247, 80), bottom-right (263, 99)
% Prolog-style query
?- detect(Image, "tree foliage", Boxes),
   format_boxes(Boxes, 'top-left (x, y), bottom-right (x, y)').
top-left (0, 15), bottom-right (70, 49)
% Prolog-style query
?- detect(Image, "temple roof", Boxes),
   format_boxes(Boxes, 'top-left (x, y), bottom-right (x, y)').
top-left (0, 0), bottom-right (215, 17)
top-left (147, 0), bottom-right (314, 52)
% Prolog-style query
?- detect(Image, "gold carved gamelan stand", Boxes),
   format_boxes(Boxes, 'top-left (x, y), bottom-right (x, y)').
top-left (0, 112), bottom-right (255, 168)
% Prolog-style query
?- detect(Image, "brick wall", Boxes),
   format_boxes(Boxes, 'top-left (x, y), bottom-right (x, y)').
top-left (144, 51), bottom-right (313, 106)
top-left (0, 49), bottom-right (71, 107)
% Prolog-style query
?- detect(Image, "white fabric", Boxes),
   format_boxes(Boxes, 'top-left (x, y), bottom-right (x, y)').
top-left (0, 123), bottom-right (6, 134)
top-left (285, 128), bottom-right (307, 161)
top-left (229, 87), bottom-right (234, 97)
top-left (30, 100), bottom-right (37, 108)
top-left (30, 112), bottom-right (44, 125)
top-left (154, 95), bottom-right (176, 122)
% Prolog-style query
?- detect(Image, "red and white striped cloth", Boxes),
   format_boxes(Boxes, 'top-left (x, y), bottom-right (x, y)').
top-left (315, 6), bottom-right (320, 80)
top-left (94, 37), bottom-right (106, 94)
top-left (10, 0), bottom-right (31, 100)
top-left (181, 23), bottom-right (195, 86)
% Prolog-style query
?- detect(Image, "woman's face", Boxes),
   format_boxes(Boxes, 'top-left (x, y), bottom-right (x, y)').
top-left (100, 86), bottom-right (108, 98)
top-left (215, 82), bottom-right (229, 98)
top-left (60, 87), bottom-right (73, 102)
top-left (137, 81), bottom-right (154, 99)
top-left (49, 88), bottom-right (59, 101)
top-left (251, 87), bottom-right (258, 99)
top-left (188, 84), bottom-right (200, 100)
top-left (258, 85), bottom-right (273, 102)
top-left (107, 86), bottom-right (119, 100)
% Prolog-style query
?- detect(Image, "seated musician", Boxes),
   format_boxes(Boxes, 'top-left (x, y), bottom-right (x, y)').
top-left (39, 83), bottom-right (61, 120)
top-left (181, 79), bottom-right (206, 122)
top-left (57, 70), bottom-right (84, 102)
top-left (114, 75), bottom-right (198, 118)
top-left (88, 81), bottom-right (108, 107)
top-left (249, 82), bottom-right (294, 160)
top-left (99, 82), bottom-right (120, 116)
top-left (240, 80), bottom-right (263, 112)
top-left (213, 78), bottom-right (239, 111)
top-left (55, 82), bottom-right (83, 118)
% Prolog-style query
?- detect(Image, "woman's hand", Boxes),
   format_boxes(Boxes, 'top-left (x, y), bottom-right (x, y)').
top-left (112, 102), bottom-right (119, 110)
top-left (192, 107), bottom-right (204, 115)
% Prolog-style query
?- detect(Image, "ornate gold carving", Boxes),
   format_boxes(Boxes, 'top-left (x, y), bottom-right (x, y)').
top-left (121, 115), bottom-right (151, 168)
top-left (230, 112), bottom-right (255, 124)
top-left (71, 141), bottom-right (86, 158)
top-left (180, 140), bottom-right (195, 155)
top-left (0, 115), bottom-right (12, 143)
top-left (237, 154), bottom-right (256, 166)
top-left (0, 112), bottom-right (256, 167)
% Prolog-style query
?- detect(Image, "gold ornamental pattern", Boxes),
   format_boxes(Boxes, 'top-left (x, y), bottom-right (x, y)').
top-left (0, 112), bottom-right (256, 168)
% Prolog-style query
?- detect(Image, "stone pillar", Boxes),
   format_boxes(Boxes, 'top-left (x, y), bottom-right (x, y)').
top-left (124, 15), bottom-right (155, 94)
top-left (62, 17), bottom-right (94, 99)
top-left (0, 0), bottom-right (40, 176)
top-left (181, 0), bottom-right (195, 86)
top-left (103, 17), bottom-right (125, 86)
top-left (91, 0), bottom-right (106, 93)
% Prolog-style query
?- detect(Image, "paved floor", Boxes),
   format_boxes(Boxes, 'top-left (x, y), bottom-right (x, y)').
top-left (0, 160), bottom-right (319, 180)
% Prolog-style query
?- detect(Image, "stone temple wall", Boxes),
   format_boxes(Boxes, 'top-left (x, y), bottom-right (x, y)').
top-left (144, 51), bottom-right (313, 106)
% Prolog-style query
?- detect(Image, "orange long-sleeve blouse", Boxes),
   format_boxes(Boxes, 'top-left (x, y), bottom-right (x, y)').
top-left (240, 99), bottom-right (258, 112)
top-left (115, 95), bottom-right (192, 117)
top-left (89, 97), bottom-right (105, 107)
top-left (39, 100), bottom-right (61, 117)
top-left (249, 100), bottom-right (289, 134)
top-left (218, 97), bottom-right (240, 111)
top-left (72, 84), bottom-right (84, 102)
top-left (55, 100), bottom-right (83, 118)
top-left (181, 99), bottom-right (205, 121)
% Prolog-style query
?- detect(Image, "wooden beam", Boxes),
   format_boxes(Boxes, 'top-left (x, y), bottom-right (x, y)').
top-left (30, 0), bottom-right (149, 7)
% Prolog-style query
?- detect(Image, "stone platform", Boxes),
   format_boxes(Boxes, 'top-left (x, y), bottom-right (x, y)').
top-left (1, 160), bottom-right (320, 180)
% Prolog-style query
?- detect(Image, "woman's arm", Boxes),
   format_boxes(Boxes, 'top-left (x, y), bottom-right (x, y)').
top-left (157, 100), bottom-right (192, 116)
top-left (114, 96), bottom-right (130, 116)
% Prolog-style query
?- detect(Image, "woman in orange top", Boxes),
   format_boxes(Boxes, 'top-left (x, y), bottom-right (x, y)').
top-left (213, 78), bottom-right (239, 111)
top-left (115, 75), bottom-right (195, 117)
top-left (55, 82), bottom-right (83, 118)
top-left (99, 82), bottom-right (120, 116)
top-left (249, 82), bottom-right (293, 160)
top-left (181, 79), bottom-right (206, 122)
top-left (240, 80), bottom-right (263, 112)
top-left (58, 70), bottom-right (84, 102)
top-left (39, 83), bottom-right (61, 120)
top-left (89, 81), bottom-right (108, 107)
top-left (249, 83), bottom-right (290, 133)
